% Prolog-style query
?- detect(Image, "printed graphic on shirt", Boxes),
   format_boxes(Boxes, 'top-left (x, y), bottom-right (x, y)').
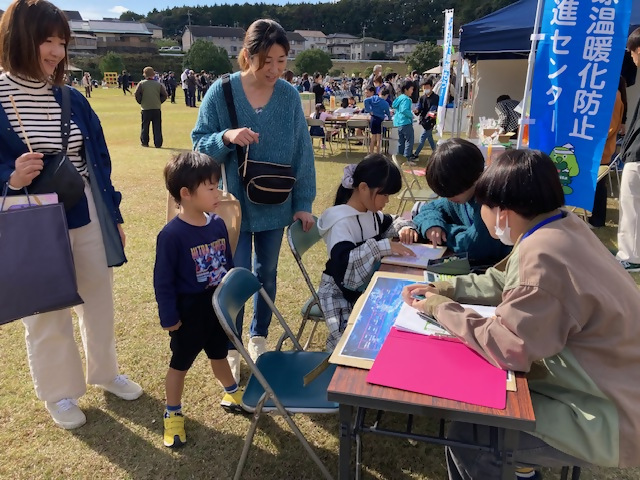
top-left (191, 239), bottom-right (228, 287)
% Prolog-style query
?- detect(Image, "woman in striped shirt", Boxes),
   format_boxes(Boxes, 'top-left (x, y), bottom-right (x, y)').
top-left (0, 0), bottom-right (142, 430)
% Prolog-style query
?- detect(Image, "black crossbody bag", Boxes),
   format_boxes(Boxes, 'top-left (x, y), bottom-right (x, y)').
top-left (29, 86), bottom-right (85, 210)
top-left (221, 74), bottom-right (296, 205)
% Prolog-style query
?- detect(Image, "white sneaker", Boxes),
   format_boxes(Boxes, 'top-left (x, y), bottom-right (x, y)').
top-left (45, 398), bottom-right (86, 430)
top-left (227, 350), bottom-right (241, 383)
top-left (248, 336), bottom-right (267, 363)
top-left (97, 374), bottom-right (143, 400)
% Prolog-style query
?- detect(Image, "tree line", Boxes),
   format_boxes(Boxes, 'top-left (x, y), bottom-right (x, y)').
top-left (122, 0), bottom-right (517, 42)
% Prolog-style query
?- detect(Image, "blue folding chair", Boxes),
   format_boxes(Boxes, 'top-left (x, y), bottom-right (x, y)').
top-left (212, 267), bottom-right (337, 480)
top-left (280, 216), bottom-right (325, 350)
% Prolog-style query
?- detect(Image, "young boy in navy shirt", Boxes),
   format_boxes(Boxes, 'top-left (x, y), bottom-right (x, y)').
top-left (154, 152), bottom-right (242, 449)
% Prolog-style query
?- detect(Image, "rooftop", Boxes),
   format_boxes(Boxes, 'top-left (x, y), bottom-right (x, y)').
top-left (326, 33), bottom-right (358, 39)
top-left (63, 10), bottom-right (82, 21)
top-left (69, 19), bottom-right (152, 35)
top-left (394, 39), bottom-right (419, 45)
top-left (186, 25), bottom-right (246, 38)
top-left (286, 31), bottom-right (307, 43)
top-left (294, 30), bottom-right (326, 38)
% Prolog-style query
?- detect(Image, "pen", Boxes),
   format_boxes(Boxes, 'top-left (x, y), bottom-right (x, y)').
top-left (417, 311), bottom-right (442, 329)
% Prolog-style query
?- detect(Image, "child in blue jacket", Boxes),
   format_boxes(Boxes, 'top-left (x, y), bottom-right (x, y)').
top-left (364, 86), bottom-right (391, 154)
top-left (412, 138), bottom-right (512, 267)
top-left (392, 79), bottom-right (415, 159)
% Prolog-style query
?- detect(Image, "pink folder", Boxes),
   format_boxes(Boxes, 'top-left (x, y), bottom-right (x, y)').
top-left (366, 327), bottom-right (507, 409)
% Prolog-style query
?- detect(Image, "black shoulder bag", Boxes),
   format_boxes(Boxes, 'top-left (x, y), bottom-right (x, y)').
top-left (220, 74), bottom-right (296, 205)
top-left (30, 86), bottom-right (85, 210)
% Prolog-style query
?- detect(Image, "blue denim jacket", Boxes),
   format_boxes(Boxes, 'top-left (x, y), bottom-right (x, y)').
top-left (0, 85), bottom-right (126, 267)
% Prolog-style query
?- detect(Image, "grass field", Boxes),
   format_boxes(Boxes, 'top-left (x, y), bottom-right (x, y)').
top-left (1, 86), bottom-right (638, 480)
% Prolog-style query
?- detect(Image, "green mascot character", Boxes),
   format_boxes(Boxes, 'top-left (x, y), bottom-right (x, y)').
top-left (550, 144), bottom-right (579, 195)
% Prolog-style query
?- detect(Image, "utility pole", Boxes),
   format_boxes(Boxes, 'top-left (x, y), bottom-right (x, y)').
top-left (187, 10), bottom-right (193, 49)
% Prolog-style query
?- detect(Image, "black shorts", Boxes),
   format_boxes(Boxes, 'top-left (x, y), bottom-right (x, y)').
top-left (169, 290), bottom-right (229, 371)
top-left (370, 116), bottom-right (383, 135)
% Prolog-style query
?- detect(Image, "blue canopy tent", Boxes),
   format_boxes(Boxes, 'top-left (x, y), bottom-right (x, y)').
top-left (459, 0), bottom-right (640, 121)
top-left (460, 0), bottom-right (640, 60)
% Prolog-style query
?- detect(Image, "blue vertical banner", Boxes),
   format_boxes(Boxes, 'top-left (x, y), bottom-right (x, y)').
top-left (437, 9), bottom-right (454, 137)
top-left (529, 0), bottom-right (631, 211)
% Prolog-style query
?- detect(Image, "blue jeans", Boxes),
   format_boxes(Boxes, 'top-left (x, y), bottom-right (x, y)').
top-left (414, 128), bottom-right (435, 155)
top-left (231, 228), bottom-right (284, 344)
top-left (397, 124), bottom-right (414, 158)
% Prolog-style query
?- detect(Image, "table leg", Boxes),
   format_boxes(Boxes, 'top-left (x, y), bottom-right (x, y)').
top-left (501, 429), bottom-right (519, 480)
top-left (338, 404), bottom-right (354, 480)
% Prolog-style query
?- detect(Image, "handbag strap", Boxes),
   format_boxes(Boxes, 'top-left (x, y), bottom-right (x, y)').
top-left (59, 86), bottom-right (71, 155)
top-left (220, 74), bottom-right (244, 167)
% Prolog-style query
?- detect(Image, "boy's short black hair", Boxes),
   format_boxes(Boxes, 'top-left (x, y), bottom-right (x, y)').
top-left (426, 138), bottom-right (485, 198)
top-left (366, 85), bottom-right (376, 93)
top-left (475, 149), bottom-right (565, 219)
top-left (422, 78), bottom-right (433, 87)
top-left (379, 87), bottom-right (390, 96)
top-left (401, 79), bottom-right (414, 93)
top-left (164, 151), bottom-right (221, 203)
top-left (628, 27), bottom-right (640, 51)
top-left (496, 94), bottom-right (511, 103)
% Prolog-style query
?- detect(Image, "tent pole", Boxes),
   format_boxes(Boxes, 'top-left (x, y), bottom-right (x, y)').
top-left (517, 0), bottom-right (546, 149)
top-left (452, 52), bottom-right (464, 138)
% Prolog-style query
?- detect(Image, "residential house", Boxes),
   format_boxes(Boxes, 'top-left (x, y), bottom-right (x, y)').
top-left (286, 31), bottom-right (308, 58)
top-left (181, 25), bottom-right (245, 55)
top-left (393, 39), bottom-right (419, 59)
top-left (145, 22), bottom-right (163, 39)
top-left (68, 19), bottom-right (154, 54)
top-left (294, 30), bottom-right (327, 51)
top-left (328, 43), bottom-right (351, 59)
top-left (350, 37), bottom-right (393, 60)
top-left (326, 33), bottom-right (358, 46)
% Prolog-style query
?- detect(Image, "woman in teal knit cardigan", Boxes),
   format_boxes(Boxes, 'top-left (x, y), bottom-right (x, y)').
top-left (192, 19), bottom-right (315, 380)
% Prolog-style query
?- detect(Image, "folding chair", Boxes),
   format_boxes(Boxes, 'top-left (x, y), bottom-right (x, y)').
top-left (565, 206), bottom-right (591, 223)
top-left (345, 119), bottom-right (370, 157)
top-left (307, 118), bottom-right (333, 157)
top-left (606, 153), bottom-right (622, 197)
top-left (281, 216), bottom-right (325, 350)
top-left (381, 120), bottom-right (395, 155)
top-left (391, 154), bottom-right (438, 215)
top-left (212, 267), bottom-right (338, 480)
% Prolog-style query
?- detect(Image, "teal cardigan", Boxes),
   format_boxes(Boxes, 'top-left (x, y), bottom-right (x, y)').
top-left (412, 197), bottom-right (512, 266)
top-left (192, 72), bottom-right (316, 233)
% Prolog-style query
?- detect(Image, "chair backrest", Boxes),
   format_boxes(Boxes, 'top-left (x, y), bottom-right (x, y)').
top-left (307, 118), bottom-right (325, 127)
top-left (213, 268), bottom-right (262, 339)
top-left (287, 217), bottom-right (322, 307)
top-left (391, 154), bottom-right (419, 200)
top-left (381, 120), bottom-right (394, 129)
top-left (213, 267), bottom-right (304, 351)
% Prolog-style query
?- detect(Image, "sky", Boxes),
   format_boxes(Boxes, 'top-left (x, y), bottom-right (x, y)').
top-left (0, 0), bottom-right (326, 20)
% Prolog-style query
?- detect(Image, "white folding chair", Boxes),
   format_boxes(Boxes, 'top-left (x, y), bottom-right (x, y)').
top-left (307, 118), bottom-right (333, 157)
top-left (345, 119), bottom-right (370, 157)
top-left (391, 154), bottom-right (438, 215)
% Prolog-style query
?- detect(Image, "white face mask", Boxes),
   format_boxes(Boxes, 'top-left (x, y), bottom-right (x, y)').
top-left (494, 210), bottom-right (514, 246)
top-left (424, 89), bottom-right (432, 95)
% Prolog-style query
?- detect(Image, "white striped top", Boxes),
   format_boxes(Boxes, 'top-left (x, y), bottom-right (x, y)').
top-left (0, 73), bottom-right (87, 177)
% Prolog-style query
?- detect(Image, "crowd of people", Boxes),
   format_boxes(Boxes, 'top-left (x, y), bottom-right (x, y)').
top-left (3, 1), bottom-right (640, 480)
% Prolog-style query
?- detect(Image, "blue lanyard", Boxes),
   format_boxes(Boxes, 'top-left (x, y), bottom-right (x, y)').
top-left (521, 212), bottom-right (564, 241)
top-left (464, 205), bottom-right (474, 226)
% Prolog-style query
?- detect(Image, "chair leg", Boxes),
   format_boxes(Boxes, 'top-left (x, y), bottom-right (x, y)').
top-left (234, 393), bottom-right (268, 480)
top-left (303, 320), bottom-right (320, 351)
top-left (571, 466), bottom-right (581, 480)
top-left (560, 466), bottom-right (569, 480)
top-left (295, 317), bottom-right (310, 343)
top-left (279, 407), bottom-right (335, 480)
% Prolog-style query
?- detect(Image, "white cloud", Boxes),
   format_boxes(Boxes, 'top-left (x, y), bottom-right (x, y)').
top-left (109, 5), bottom-right (130, 14)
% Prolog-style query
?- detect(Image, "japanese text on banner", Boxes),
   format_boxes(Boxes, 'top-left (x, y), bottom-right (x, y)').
top-left (529, 0), bottom-right (630, 211)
